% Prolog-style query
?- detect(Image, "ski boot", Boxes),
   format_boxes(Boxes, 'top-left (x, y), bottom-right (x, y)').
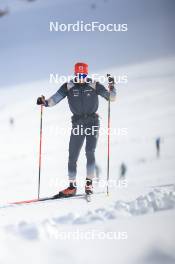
top-left (85, 178), bottom-right (93, 195)
top-left (53, 182), bottom-right (77, 199)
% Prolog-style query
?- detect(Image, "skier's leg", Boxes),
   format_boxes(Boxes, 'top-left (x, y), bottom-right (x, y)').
top-left (157, 146), bottom-right (160, 158)
top-left (54, 126), bottom-right (85, 198)
top-left (84, 126), bottom-right (99, 194)
top-left (68, 126), bottom-right (85, 181)
top-left (85, 120), bottom-right (99, 180)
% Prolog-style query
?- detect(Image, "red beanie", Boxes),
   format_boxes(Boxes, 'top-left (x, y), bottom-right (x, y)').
top-left (74, 62), bottom-right (88, 75)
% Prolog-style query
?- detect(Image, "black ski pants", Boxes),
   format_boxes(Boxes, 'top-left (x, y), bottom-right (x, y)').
top-left (68, 114), bottom-right (100, 180)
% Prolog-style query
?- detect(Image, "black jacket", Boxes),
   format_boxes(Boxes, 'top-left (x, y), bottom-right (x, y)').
top-left (46, 78), bottom-right (116, 116)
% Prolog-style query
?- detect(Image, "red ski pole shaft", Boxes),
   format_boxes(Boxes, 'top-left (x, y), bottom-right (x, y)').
top-left (106, 74), bottom-right (111, 195)
top-left (38, 104), bottom-right (43, 199)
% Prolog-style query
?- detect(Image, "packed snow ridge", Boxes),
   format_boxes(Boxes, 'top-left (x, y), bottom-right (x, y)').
top-left (2, 185), bottom-right (175, 240)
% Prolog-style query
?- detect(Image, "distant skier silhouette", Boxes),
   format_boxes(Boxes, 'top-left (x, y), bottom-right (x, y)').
top-left (0, 7), bottom-right (9, 17)
top-left (156, 137), bottom-right (161, 158)
top-left (9, 117), bottom-right (14, 127)
top-left (90, 3), bottom-right (96, 9)
top-left (120, 163), bottom-right (127, 179)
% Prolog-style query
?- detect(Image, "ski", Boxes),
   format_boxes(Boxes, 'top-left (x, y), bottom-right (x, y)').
top-left (0, 191), bottom-right (105, 208)
top-left (8, 194), bottom-right (85, 206)
top-left (12, 197), bottom-right (51, 205)
top-left (151, 183), bottom-right (175, 189)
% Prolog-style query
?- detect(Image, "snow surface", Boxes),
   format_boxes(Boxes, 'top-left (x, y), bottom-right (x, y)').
top-left (0, 0), bottom-right (175, 264)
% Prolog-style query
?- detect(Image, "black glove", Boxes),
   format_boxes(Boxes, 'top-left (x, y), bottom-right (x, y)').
top-left (107, 75), bottom-right (115, 91)
top-left (108, 76), bottom-right (115, 85)
top-left (37, 95), bottom-right (46, 105)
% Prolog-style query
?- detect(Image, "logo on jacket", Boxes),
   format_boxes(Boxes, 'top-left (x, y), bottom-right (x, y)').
top-left (73, 89), bottom-right (79, 96)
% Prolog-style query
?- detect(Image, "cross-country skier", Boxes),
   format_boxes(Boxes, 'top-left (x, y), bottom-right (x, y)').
top-left (120, 162), bottom-right (127, 179)
top-left (155, 137), bottom-right (161, 158)
top-left (37, 62), bottom-right (116, 198)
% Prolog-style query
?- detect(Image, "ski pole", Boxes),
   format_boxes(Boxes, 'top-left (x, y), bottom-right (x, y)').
top-left (38, 104), bottom-right (43, 199)
top-left (106, 74), bottom-right (111, 195)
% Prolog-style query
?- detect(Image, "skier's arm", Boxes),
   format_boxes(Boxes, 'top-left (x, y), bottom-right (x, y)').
top-left (46, 83), bottom-right (68, 107)
top-left (96, 82), bottom-right (116, 102)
